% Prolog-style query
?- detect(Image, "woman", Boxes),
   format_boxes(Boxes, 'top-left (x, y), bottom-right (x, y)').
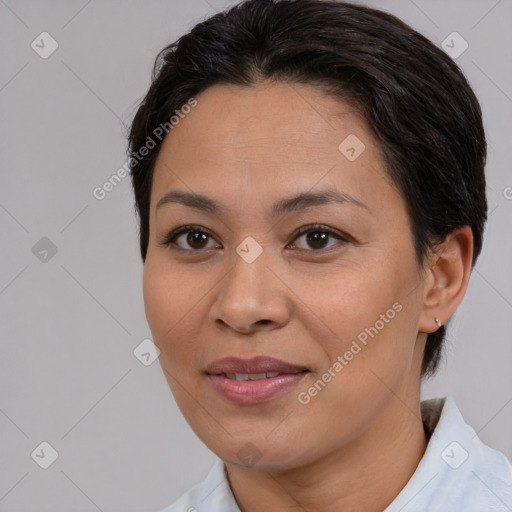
top-left (128, 0), bottom-right (512, 510)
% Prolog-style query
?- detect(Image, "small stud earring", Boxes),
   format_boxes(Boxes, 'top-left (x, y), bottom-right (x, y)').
top-left (435, 317), bottom-right (442, 328)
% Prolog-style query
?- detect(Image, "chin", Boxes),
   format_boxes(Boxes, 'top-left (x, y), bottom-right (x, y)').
top-left (205, 431), bottom-right (316, 472)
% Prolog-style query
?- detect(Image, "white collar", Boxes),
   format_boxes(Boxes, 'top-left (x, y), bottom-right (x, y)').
top-left (162, 396), bottom-right (512, 511)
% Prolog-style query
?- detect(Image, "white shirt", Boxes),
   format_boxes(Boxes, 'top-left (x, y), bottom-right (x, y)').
top-left (160, 396), bottom-right (512, 511)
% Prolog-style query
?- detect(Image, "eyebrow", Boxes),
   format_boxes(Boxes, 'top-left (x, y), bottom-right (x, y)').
top-left (155, 188), bottom-right (369, 216)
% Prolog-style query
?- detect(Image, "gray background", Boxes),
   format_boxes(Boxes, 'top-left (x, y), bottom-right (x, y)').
top-left (1, 0), bottom-right (511, 510)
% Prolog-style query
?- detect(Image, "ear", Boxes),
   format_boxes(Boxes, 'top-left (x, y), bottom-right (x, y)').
top-left (418, 226), bottom-right (474, 334)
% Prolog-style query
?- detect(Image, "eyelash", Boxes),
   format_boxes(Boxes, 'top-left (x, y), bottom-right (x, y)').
top-left (158, 224), bottom-right (350, 253)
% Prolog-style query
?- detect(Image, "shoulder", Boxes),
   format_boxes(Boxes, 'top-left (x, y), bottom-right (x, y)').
top-left (158, 458), bottom-right (240, 512)
top-left (386, 396), bottom-right (512, 511)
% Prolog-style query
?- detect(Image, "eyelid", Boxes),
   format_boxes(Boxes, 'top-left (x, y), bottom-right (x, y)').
top-left (158, 224), bottom-right (219, 250)
top-left (159, 223), bottom-right (350, 252)
top-left (287, 224), bottom-right (350, 252)
top-left (290, 223), bottom-right (349, 243)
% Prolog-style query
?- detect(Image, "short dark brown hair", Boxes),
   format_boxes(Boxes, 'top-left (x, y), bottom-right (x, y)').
top-left (128, 0), bottom-right (487, 377)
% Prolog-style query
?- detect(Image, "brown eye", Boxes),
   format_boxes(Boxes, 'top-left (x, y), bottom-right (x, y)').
top-left (304, 231), bottom-right (329, 250)
top-left (185, 231), bottom-right (209, 249)
top-left (290, 225), bottom-right (348, 251)
top-left (161, 226), bottom-right (220, 251)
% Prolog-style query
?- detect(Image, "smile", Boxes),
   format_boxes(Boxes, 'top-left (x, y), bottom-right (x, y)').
top-left (205, 355), bottom-right (310, 404)
top-left (224, 372), bottom-right (281, 380)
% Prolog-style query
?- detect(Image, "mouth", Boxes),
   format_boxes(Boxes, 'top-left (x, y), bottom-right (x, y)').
top-left (224, 372), bottom-right (286, 380)
top-left (205, 356), bottom-right (310, 404)
top-left (205, 355), bottom-right (309, 375)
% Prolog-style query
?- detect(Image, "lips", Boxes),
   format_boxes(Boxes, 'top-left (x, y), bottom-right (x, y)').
top-left (205, 356), bottom-right (309, 377)
top-left (225, 372), bottom-right (280, 381)
top-left (205, 356), bottom-right (310, 404)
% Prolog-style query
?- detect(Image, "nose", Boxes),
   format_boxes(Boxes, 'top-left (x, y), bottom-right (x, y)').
top-left (210, 247), bottom-right (292, 334)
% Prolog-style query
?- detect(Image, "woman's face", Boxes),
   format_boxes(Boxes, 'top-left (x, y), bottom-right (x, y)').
top-left (143, 82), bottom-right (431, 470)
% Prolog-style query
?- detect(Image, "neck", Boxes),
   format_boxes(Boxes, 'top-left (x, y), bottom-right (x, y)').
top-left (225, 396), bottom-right (428, 512)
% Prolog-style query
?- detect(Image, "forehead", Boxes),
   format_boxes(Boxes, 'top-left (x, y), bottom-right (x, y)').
top-left (151, 81), bottom-right (391, 214)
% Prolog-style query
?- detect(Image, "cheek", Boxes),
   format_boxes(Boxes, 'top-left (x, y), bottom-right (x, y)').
top-left (143, 262), bottom-right (170, 338)
top-left (143, 260), bottom-right (194, 350)
top-left (300, 256), bottom-right (418, 376)
top-left (143, 263), bottom-right (204, 410)
top-left (293, 295), bottom-right (417, 446)
top-left (142, 258), bottom-right (217, 386)
top-left (291, 260), bottom-right (400, 333)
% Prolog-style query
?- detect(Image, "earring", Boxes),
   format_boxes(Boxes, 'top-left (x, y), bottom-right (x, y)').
top-left (435, 317), bottom-right (442, 328)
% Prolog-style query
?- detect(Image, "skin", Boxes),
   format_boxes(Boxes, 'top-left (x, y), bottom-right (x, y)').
top-left (143, 81), bottom-right (473, 511)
